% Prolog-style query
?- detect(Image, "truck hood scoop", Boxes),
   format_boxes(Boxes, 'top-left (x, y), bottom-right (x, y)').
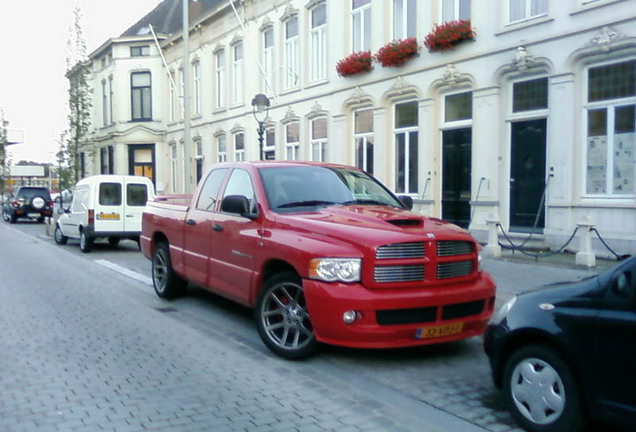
top-left (386, 218), bottom-right (423, 228)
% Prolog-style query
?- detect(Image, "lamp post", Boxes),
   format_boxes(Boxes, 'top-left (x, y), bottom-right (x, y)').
top-left (251, 93), bottom-right (270, 161)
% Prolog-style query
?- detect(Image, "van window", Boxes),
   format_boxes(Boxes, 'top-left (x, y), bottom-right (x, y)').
top-left (99, 183), bottom-right (122, 206)
top-left (127, 184), bottom-right (148, 206)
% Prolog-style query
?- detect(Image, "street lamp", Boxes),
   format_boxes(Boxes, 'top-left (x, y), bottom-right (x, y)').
top-left (251, 93), bottom-right (270, 160)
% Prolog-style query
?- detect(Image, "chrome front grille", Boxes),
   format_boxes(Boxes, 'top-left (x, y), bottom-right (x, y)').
top-left (374, 265), bottom-right (425, 283)
top-left (376, 242), bottom-right (425, 259)
top-left (436, 260), bottom-right (473, 279)
top-left (437, 241), bottom-right (472, 257)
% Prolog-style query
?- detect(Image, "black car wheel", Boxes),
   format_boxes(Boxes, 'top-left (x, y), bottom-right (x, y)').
top-left (152, 242), bottom-right (186, 299)
top-left (54, 225), bottom-right (68, 245)
top-left (255, 272), bottom-right (318, 360)
top-left (79, 230), bottom-right (93, 253)
top-left (503, 344), bottom-right (585, 432)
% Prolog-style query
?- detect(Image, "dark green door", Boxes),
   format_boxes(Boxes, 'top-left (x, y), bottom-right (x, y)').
top-left (510, 119), bottom-right (546, 232)
top-left (442, 128), bottom-right (471, 228)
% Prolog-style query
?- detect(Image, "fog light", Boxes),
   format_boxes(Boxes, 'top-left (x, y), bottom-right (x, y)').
top-left (342, 310), bottom-right (357, 324)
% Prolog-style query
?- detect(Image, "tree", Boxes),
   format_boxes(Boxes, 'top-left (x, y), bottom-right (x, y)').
top-left (55, 131), bottom-right (73, 192)
top-left (65, 4), bottom-right (92, 185)
top-left (0, 109), bottom-right (9, 196)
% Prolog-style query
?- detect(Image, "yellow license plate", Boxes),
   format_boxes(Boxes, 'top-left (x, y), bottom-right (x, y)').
top-left (97, 213), bottom-right (120, 220)
top-left (415, 322), bottom-right (464, 339)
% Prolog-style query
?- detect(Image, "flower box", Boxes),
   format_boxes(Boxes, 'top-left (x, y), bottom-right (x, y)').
top-left (375, 37), bottom-right (419, 68)
top-left (424, 20), bottom-right (475, 53)
top-left (336, 51), bottom-right (373, 77)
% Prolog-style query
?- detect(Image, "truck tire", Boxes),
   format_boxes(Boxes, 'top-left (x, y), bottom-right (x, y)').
top-left (80, 230), bottom-right (93, 253)
top-left (54, 225), bottom-right (68, 245)
top-left (255, 272), bottom-right (318, 360)
top-left (152, 242), bottom-right (186, 299)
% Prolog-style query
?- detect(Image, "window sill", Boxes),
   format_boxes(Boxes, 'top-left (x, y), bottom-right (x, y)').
top-left (305, 78), bottom-right (329, 90)
top-left (495, 16), bottom-right (554, 36)
top-left (570, 0), bottom-right (625, 16)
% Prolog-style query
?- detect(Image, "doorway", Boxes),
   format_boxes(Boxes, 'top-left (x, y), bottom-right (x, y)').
top-left (442, 128), bottom-right (471, 228)
top-left (510, 119), bottom-right (546, 232)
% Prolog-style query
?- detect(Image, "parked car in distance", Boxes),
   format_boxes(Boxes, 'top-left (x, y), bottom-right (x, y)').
top-left (55, 175), bottom-right (154, 253)
top-left (141, 161), bottom-right (496, 359)
top-left (51, 189), bottom-right (72, 204)
top-left (484, 256), bottom-right (636, 432)
top-left (3, 186), bottom-right (53, 223)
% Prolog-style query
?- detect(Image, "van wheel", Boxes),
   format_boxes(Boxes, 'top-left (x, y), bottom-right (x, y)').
top-left (54, 225), bottom-right (68, 245)
top-left (108, 237), bottom-right (120, 247)
top-left (152, 242), bottom-right (186, 299)
top-left (80, 230), bottom-right (93, 253)
top-left (255, 272), bottom-right (318, 359)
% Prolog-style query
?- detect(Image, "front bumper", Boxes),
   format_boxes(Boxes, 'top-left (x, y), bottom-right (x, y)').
top-left (303, 272), bottom-right (496, 349)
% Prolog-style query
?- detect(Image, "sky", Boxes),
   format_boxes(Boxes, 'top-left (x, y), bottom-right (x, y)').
top-left (0, 0), bottom-right (162, 164)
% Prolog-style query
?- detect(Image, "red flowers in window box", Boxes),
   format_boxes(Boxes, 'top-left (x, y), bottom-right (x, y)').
top-left (374, 37), bottom-right (419, 68)
top-left (336, 51), bottom-right (373, 77)
top-left (424, 20), bottom-right (475, 53)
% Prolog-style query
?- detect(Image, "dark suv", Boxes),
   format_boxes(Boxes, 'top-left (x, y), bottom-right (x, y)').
top-left (3, 187), bottom-right (53, 223)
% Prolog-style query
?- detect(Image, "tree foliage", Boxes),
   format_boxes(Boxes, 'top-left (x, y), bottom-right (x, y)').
top-left (64, 4), bottom-right (92, 185)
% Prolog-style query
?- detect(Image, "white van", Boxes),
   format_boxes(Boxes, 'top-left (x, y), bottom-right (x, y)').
top-left (54, 175), bottom-right (155, 253)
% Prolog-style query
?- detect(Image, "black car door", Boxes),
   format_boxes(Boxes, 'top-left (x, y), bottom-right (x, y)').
top-left (593, 258), bottom-right (636, 421)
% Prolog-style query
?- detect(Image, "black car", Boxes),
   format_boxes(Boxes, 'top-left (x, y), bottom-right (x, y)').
top-left (3, 186), bottom-right (53, 223)
top-left (484, 256), bottom-right (636, 432)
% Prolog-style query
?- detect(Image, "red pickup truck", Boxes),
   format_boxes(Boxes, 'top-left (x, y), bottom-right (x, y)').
top-left (141, 161), bottom-right (495, 359)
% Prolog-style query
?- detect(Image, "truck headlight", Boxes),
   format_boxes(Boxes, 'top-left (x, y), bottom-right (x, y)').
top-left (309, 258), bottom-right (361, 283)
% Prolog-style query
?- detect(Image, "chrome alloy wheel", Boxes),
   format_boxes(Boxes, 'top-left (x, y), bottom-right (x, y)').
top-left (260, 281), bottom-right (313, 352)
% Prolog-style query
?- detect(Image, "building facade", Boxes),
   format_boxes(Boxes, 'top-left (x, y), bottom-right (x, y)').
top-left (78, 0), bottom-right (636, 257)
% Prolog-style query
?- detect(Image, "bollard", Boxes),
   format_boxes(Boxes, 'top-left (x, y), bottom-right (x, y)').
top-left (575, 217), bottom-right (596, 267)
top-left (483, 214), bottom-right (501, 258)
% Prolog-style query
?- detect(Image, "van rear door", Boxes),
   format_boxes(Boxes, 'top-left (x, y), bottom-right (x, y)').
top-left (123, 179), bottom-right (152, 233)
top-left (95, 181), bottom-right (125, 233)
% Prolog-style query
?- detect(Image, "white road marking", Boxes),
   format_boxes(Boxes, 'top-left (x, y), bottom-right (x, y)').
top-left (95, 259), bottom-right (153, 286)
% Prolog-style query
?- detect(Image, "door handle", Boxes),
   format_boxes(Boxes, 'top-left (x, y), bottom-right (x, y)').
top-left (186, 219), bottom-right (196, 226)
top-left (212, 224), bottom-right (223, 232)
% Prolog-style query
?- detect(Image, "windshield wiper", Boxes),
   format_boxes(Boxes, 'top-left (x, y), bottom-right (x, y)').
top-left (340, 199), bottom-right (389, 206)
top-left (277, 200), bottom-right (337, 209)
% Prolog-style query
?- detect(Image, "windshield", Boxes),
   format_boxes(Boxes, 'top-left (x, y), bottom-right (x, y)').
top-left (259, 165), bottom-right (405, 212)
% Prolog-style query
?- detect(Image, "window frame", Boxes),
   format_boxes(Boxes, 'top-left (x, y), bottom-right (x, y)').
top-left (310, 117), bottom-right (328, 162)
top-left (130, 71), bottom-right (152, 121)
top-left (232, 41), bottom-right (244, 105)
top-left (352, 0), bottom-right (371, 52)
top-left (310, 2), bottom-right (327, 82)
top-left (393, 0), bottom-right (416, 39)
top-left (215, 49), bottom-right (226, 109)
top-left (262, 27), bottom-right (275, 94)
top-left (354, 109), bottom-right (375, 175)
top-left (506, 0), bottom-right (548, 25)
top-left (394, 101), bottom-right (419, 195)
top-left (284, 16), bottom-right (300, 89)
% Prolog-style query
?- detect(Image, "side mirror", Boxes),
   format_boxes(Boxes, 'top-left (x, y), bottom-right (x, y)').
top-left (398, 195), bottom-right (414, 210)
top-left (221, 195), bottom-right (257, 219)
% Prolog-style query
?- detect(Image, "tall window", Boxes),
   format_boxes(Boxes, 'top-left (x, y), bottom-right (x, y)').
top-left (232, 42), bottom-right (244, 104)
top-left (311, 117), bottom-right (327, 162)
top-left (285, 122), bottom-right (300, 160)
top-left (310, 3), bottom-right (327, 82)
top-left (395, 101), bottom-right (419, 194)
top-left (102, 80), bottom-right (109, 126)
top-left (393, 0), bottom-right (416, 39)
top-left (100, 147), bottom-right (108, 174)
top-left (508, 0), bottom-right (547, 24)
top-left (352, 0), bottom-right (371, 52)
top-left (215, 49), bottom-right (225, 109)
top-left (442, 0), bottom-right (471, 22)
top-left (217, 135), bottom-right (227, 163)
top-left (234, 132), bottom-right (245, 161)
top-left (195, 140), bottom-right (203, 183)
top-left (285, 16), bottom-right (299, 89)
top-left (170, 144), bottom-right (178, 193)
top-left (263, 27), bottom-right (275, 94)
top-left (179, 69), bottom-right (185, 118)
top-left (264, 128), bottom-right (276, 160)
top-left (131, 71), bottom-right (151, 121)
top-left (193, 61), bottom-right (201, 115)
top-left (585, 60), bottom-right (636, 195)
top-left (108, 76), bottom-right (114, 124)
top-left (355, 109), bottom-right (374, 175)
top-left (169, 71), bottom-right (176, 122)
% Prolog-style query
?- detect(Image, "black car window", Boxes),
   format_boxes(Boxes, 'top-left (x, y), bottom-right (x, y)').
top-left (17, 188), bottom-right (50, 200)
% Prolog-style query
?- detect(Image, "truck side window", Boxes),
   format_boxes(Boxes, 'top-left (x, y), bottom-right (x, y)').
top-left (197, 168), bottom-right (228, 211)
top-left (99, 183), bottom-right (122, 206)
top-left (223, 169), bottom-right (255, 212)
top-left (127, 184), bottom-right (148, 206)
